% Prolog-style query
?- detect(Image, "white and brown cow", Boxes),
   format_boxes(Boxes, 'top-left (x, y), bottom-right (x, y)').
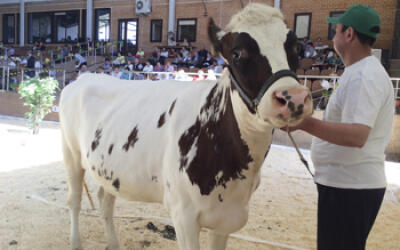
top-left (60, 3), bottom-right (312, 250)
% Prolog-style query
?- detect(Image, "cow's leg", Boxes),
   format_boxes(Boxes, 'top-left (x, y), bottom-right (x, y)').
top-left (63, 142), bottom-right (84, 250)
top-left (99, 190), bottom-right (120, 250)
top-left (171, 211), bottom-right (201, 250)
top-left (208, 230), bottom-right (228, 250)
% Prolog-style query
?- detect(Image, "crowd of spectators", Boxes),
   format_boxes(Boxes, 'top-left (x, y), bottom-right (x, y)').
top-left (298, 36), bottom-right (344, 71)
top-left (93, 46), bottom-right (226, 81)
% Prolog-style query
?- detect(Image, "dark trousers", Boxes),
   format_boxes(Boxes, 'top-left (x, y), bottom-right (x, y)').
top-left (317, 184), bottom-right (385, 250)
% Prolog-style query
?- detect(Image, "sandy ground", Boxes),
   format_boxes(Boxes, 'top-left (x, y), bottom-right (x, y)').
top-left (0, 118), bottom-right (399, 250)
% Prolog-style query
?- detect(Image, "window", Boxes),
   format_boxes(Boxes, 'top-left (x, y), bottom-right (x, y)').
top-left (2, 14), bottom-right (15, 44)
top-left (28, 11), bottom-right (79, 43)
top-left (95, 9), bottom-right (111, 42)
top-left (176, 18), bottom-right (197, 42)
top-left (82, 9), bottom-right (86, 41)
top-left (150, 19), bottom-right (162, 42)
top-left (28, 12), bottom-right (52, 43)
top-left (55, 11), bottom-right (79, 42)
top-left (16, 13), bottom-right (20, 44)
top-left (294, 13), bottom-right (312, 39)
top-left (328, 11), bottom-right (345, 40)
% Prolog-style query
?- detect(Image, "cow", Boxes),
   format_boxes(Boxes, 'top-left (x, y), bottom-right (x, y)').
top-left (59, 3), bottom-right (313, 250)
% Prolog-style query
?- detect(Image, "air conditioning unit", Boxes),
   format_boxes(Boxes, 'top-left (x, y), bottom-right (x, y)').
top-left (136, 0), bottom-right (151, 14)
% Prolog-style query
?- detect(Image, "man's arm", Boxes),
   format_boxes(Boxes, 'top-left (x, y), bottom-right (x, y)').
top-left (289, 117), bottom-right (371, 148)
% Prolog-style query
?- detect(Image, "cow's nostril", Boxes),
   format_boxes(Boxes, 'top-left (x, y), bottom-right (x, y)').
top-left (276, 96), bottom-right (287, 106)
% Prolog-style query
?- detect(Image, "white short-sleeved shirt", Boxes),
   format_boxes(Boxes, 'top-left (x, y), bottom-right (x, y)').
top-left (311, 56), bottom-right (394, 189)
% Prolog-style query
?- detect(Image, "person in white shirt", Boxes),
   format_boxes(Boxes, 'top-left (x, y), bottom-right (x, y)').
top-left (142, 60), bottom-right (154, 79)
top-left (287, 5), bottom-right (394, 250)
top-left (160, 48), bottom-right (169, 58)
top-left (111, 66), bottom-right (121, 79)
top-left (74, 52), bottom-right (87, 69)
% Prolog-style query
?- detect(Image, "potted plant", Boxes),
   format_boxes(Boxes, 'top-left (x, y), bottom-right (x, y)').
top-left (17, 77), bottom-right (58, 134)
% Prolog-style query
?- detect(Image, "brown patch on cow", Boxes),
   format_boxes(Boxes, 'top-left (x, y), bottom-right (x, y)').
top-left (178, 85), bottom-right (253, 195)
top-left (169, 99), bottom-right (177, 116)
top-left (151, 176), bottom-right (158, 182)
top-left (108, 144), bottom-right (114, 155)
top-left (112, 178), bottom-right (120, 191)
top-left (91, 128), bottom-right (102, 152)
top-left (218, 194), bottom-right (223, 202)
top-left (157, 112), bottom-right (166, 128)
top-left (122, 126), bottom-right (139, 151)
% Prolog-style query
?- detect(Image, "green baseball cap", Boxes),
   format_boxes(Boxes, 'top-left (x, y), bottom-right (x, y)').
top-left (326, 4), bottom-right (381, 39)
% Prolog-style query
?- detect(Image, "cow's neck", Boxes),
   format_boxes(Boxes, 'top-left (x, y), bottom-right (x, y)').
top-left (178, 73), bottom-right (268, 195)
top-left (225, 73), bottom-right (274, 170)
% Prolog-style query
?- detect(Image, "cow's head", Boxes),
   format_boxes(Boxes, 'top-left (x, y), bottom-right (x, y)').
top-left (208, 3), bottom-right (312, 128)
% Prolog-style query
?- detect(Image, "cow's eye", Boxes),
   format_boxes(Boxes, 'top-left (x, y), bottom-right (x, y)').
top-left (232, 50), bottom-right (240, 63)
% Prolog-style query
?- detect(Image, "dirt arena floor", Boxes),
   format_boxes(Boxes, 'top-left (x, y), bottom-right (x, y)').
top-left (0, 117), bottom-right (399, 250)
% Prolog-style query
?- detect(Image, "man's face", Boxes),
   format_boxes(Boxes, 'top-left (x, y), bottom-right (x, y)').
top-left (332, 24), bottom-right (346, 58)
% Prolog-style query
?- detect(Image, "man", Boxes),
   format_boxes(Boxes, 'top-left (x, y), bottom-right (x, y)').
top-left (26, 50), bottom-right (36, 78)
top-left (287, 5), bottom-right (394, 250)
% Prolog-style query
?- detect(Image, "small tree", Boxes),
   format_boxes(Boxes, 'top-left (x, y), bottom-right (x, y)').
top-left (18, 77), bottom-right (58, 134)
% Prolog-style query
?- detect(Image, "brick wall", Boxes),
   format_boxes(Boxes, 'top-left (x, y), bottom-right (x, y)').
top-left (0, 92), bottom-right (59, 122)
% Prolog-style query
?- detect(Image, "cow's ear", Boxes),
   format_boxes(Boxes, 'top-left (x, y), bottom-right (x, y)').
top-left (208, 18), bottom-right (230, 58)
top-left (284, 30), bottom-right (299, 71)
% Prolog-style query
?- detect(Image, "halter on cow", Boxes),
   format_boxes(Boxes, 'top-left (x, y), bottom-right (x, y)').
top-left (59, 3), bottom-right (312, 250)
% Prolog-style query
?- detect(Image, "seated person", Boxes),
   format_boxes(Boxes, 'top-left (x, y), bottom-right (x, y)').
top-left (313, 37), bottom-right (329, 53)
top-left (172, 53), bottom-right (184, 68)
top-left (160, 48), bottom-right (169, 58)
top-left (153, 61), bottom-right (164, 72)
top-left (202, 52), bottom-right (214, 68)
top-left (190, 50), bottom-right (201, 68)
top-left (113, 52), bottom-right (126, 66)
top-left (136, 48), bottom-right (145, 58)
top-left (180, 47), bottom-right (190, 58)
top-left (142, 60), bottom-right (154, 79)
top-left (304, 42), bottom-right (317, 58)
top-left (132, 58), bottom-right (144, 80)
top-left (112, 65), bottom-right (122, 78)
top-left (120, 66), bottom-right (132, 80)
top-left (169, 48), bottom-right (177, 58)
top-left (104, 58), bottom-right (112, 71)
top-left (126, 52), bottom-right (135, 62)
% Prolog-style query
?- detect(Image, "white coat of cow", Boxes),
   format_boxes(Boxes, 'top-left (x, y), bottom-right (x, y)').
top-left (60, 3), bottom-right (313, 250)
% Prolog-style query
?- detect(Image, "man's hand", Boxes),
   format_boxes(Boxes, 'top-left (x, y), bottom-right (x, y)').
top-left (280, 117), bottom-right (312, 133)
